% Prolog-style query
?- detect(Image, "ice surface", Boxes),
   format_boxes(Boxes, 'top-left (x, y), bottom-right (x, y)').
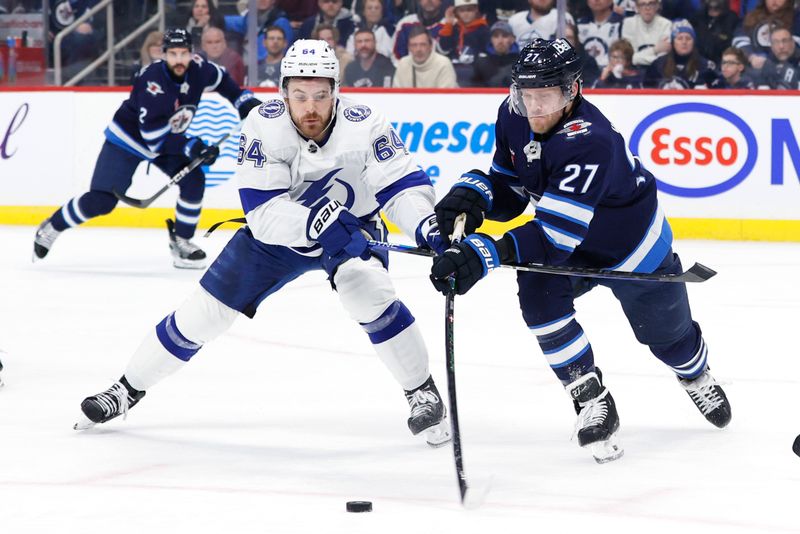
top-left (1, 225), bottom-right (799, 533)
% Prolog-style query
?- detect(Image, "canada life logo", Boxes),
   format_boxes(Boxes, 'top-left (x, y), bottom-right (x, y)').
top-left (629, 103), bottom-right (758, 198)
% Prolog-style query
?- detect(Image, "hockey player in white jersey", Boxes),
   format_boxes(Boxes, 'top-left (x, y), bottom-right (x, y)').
top-left (74, 40), bottom-right (451, 448)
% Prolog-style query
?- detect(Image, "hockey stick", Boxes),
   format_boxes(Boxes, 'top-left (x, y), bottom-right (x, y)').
top-left (445, 214), bottom-right (470, 504)
top-left (113, 134), bottom-right (231, 209)
top-left (368, 240), bottom-right (716, 283)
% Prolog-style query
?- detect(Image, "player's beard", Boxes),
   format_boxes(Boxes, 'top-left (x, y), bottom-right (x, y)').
top-left (167, 62), bottom-right (188, 80)
top-left (298, 111), bottom-right (327, 138)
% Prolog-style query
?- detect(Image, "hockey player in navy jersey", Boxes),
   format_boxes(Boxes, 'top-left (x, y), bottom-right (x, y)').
top-left (73, 39), bottom-right (452, 448)
top-left (430, 38), bottom-right (731, 463)
top-left (33, 28), bottom-right (262, 269)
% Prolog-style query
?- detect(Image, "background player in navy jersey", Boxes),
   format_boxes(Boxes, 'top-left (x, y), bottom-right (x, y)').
top-left (430, 38), bottom-right (731, 463)
top-left (33, 28), bottom-right (262, 269)
top-left (72, 40), bottom-right (452, 449)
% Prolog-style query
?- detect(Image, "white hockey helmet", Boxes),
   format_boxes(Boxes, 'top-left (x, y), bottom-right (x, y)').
top-left (279, 39), bottom-right (340, 98)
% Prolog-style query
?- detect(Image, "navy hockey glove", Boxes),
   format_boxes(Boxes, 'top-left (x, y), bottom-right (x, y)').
top-left (430, 234), bottom-right (503, 295)
top-left (237, 96), bottom-right (262, 120)
top-left (185, 137), bottom-right (219, 165)
top-left (415, 214), bottom-right (446, 255)
top-left (308, 199), bottom-right (370, 261)
top-left (435, 170), bottom-right (493, 245)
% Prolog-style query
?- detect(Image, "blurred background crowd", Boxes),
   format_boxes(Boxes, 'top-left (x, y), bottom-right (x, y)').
top-left (1, 0), bottom-right (799, 89)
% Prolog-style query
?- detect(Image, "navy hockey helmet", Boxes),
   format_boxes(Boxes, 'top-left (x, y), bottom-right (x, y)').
top-left (162, 28), bottom-right (192, 52)
top-left (510, 38), bottom-right (583, 118)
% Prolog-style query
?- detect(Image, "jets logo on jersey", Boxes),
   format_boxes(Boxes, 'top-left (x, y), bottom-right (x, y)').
top-left (169, 105), bottom-right (197, 133)
top-left (146, 81), bottom-right (164, 96)
top-left (343, 105), bottom-right (372, 122)
top-left (259, 100), bottom-right (285, 119)
top-left (557, 119), bottom-right (592, 138)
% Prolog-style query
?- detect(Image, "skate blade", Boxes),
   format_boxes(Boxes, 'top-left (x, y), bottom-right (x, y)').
top-left (172, 259), bottom-right (207, 270)
top-left (424, 420), bottom-right (452, 448)
top-left (586, 435), bottom-right (624, 464)
top-left (73, 415), bottom-right (97, 431)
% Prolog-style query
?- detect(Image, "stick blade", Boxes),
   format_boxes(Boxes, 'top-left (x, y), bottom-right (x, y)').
top-left (682, 262), bottom-right (717, 283)
top-left (112, 188), bottom-right (151, 209)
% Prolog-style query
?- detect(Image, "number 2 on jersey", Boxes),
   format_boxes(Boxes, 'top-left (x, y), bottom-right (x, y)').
top-left (559, 164), bottom-right (598, 194)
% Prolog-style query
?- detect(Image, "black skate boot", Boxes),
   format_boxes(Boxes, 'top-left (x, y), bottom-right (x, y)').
top-left (166, 219), bottom-right (207, 269)
top-left (33, 218), bottom-right (62, 261)
top-left (678, 368), bottom-right (731, 428)
top-left (567, 369), bottom-right (623, 464)
top-left (74, 376), bottom-right (145, 430)
top-left (405, 375), bottom-right (451, 448)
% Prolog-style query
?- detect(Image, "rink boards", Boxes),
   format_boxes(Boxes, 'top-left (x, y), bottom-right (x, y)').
top-left (0, 87), bottom-right (798, 241)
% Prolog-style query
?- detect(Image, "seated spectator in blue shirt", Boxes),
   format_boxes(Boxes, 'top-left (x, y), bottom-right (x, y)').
top-left (719, 46), bottom-right (756, 87)
top-left (732, 0), bottom-right (800, 71)
top-left (225, 0), bottom-right (292, 62)
top-left (299, 0), bottom-right (358, 46)
top-left (593, 38), bottom-right (645, 87)
top-left (343, 27), bottom-right (396, 86)
top-left (646, 19), bottom-right (723, 88)
top-left (472, 20), bottom-right (520, 87)
top-left (757, 26), bottom-right (800, 88)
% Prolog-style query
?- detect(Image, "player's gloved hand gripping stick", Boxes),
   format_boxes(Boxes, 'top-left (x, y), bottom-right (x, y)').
top-left (113, 134), bottom-right (230, 209)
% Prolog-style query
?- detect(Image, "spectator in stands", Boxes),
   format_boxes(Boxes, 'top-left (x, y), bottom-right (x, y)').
top-left (593, 38), bottom-right (645, 87)
top-left (622, 0), bottom-right (673, 67)
top-left (659, 0), bottom-right (698, 20)
top-left (564, 22), bottom-right (601, 86)
top-left (139, 31), bottom-right (164, 69)
top-left (393, 25), bottom-right (458, 86)
top-left (258, 25), bottom-right (285, 87)
top-left (613, 0), bottom-right (637, 17)
top-left (392, 0), bottom-right (447, 62)
top-left (645, 19), bottom-right (722, 87)
top-left (757, 26), bottom-right (800, 88)
top-left (346, 0), bottom-right (396, 58)
top-left (577, 0), bottom-right (623, 68)
top-left (472, 20), bottom-right (519, 87)
top-left (690, 0), bottom-right (740, 65)
top-left (508, 0), bottom-right (574, 46)
top-left (225, 0), bottom-right (292, 63)
top-left (732, 0), bottom-right (800, 71)
top-left (277, 0), bottom-right (318, 29)
top-left (313, 23), bottom-right (355, 74)
top-left (719, 46), bottom-right (756, 87)
top-left (185, 0), bottom-right (226, 43)
top-left (386, 0), bottom-right (420, 24)
top-left (299, 0), bottom-right (358, 47)
top-left (343, 27), bottom-right (396, 86)
top-left (49, 0), bottom-right (103, 76)
top-left (439, 0), bottom-right (490, 86)
top-left (202, 26), bottom-right (245, 85)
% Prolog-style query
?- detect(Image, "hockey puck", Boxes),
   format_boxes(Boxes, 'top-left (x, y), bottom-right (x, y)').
top-left (346, 501), bottom-right (372, 513)
top-left (793, 435), bottom-right (800, 457)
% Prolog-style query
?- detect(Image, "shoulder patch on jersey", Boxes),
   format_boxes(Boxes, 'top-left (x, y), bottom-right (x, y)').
top-left (146, 81), bottom-right (164, 96)
top-left (343, 105), bottom-right (372, 122)
top-left (556, 119), bottom-right (592, 138)
top-left (258, 99), bottom-right (286, 119)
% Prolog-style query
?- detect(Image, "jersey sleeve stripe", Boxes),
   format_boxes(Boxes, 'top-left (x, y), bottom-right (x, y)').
top-left (239, 187), bottom-right (288, 214)
top-left (204, 64), bottom-right (223, 92)
top-left (540, 192), bottom-right (594, 216)
top-left (610, 206), bottom-right (673, 273)
top-left (538, 220), bottom-right (583, 251)
top-left (105, 122), bottom-right (157, 159)
top-left (491, 161), bottom-right (518, 177)
top-left (375, 169), bottom-right (431, 207)
top-left (535, 206), bottom-right (591, 229)
top-left (140, 123), bottom-right (171, 141)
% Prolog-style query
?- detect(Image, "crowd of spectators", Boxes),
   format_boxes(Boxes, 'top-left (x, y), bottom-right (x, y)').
top-left (3, 0), bottom-right (799, 88)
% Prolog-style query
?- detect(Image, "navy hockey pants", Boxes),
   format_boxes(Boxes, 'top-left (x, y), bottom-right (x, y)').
top-left (49, 141), bottom-right (206, 239)
top-left (518, 250), bottom-right (704, 384)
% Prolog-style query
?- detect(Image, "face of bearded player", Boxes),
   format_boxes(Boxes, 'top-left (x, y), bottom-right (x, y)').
top-left (284, 77), bottom-right (336, 141)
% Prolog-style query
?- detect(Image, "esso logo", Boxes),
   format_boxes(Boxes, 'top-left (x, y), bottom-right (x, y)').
top-left (630, 103), bottom-right (758, 197)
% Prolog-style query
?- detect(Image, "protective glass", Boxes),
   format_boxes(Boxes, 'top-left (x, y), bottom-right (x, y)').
top-left (510, 84), bottom-right (571, 118)
top-left (282, 90), bottom-right (334, 103)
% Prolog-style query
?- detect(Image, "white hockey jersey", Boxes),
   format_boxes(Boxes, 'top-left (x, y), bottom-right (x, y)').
top-left (235, 95), bottom-right (436, 255)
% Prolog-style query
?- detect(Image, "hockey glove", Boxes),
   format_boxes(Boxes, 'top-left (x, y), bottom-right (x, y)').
top-left (185, 137), bottom-right (220, 165)
top-left (237, 96), bottom-right (263, 120)
top-left (430, 233), bottom-right (502, 295)
top-left (435, 170), bottom-right (493, 245)
top-left (308, 199), bottom-right (371, 261)
top-left (415, 214), bottom-right (446, 255)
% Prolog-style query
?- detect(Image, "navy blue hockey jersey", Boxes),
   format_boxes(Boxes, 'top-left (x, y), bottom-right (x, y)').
top-left (484, 96), bottom-right (672, 273)
top-left (105, 55), bottom-right (253, 160)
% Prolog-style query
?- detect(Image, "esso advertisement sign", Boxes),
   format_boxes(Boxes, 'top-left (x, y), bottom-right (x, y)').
top-left (629, 103), bottom-right (758, 197)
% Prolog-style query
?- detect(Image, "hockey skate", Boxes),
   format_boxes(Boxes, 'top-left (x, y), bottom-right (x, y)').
top-left (678, 368), bottom-right (731, 428)
top-left (405, 376), bottom-right (451, 448)
top-left (568, 369), bottom-right (623, 464)
top-left (166, 218), bottom-right (207, 269)
top-left (74, 377), bottom-right (145, 430)
top-left (32, 218), bottom-right (62, 261)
